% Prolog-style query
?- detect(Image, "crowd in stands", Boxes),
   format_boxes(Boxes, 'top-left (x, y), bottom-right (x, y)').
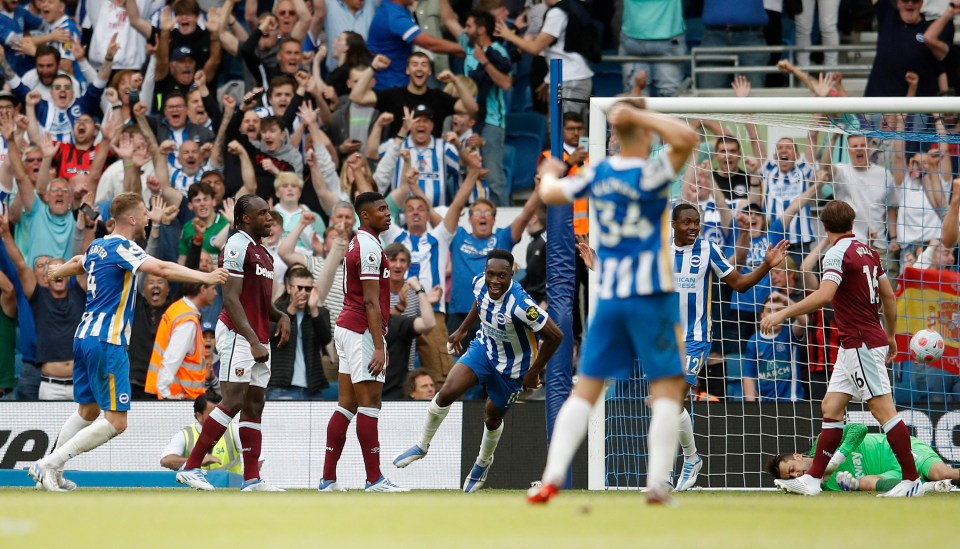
top-left (0, 0), bottom-right (958, 405)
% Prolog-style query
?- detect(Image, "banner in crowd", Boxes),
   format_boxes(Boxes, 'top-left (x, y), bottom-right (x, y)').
top-left (895, 266), bottom-right (960, 375)
top-left (0, 402), bottom-right (462, 490)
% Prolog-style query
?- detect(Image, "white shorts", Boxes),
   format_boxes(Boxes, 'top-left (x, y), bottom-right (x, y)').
top-left (334, 325), bottom-right (386, 384)
top-left (216, 320), bottom-right (272, 388)
top-left (826, 344), bottom-right (892, 401)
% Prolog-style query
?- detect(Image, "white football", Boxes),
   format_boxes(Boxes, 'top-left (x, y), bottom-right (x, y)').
top-left (910, 329), bottom-right (945, 363)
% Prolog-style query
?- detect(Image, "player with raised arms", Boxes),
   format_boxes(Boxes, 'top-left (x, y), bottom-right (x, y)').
top-left (318, 191), bottom-right (403, 492)
top-left (393, 249), bottom-right (563, 492)
top-left (527, 99), bottom-right (699, 505)
top-left (767, 422), bottom-right (959, 494)
top-left (670, 202), bottom-right (788, 490)
top-left (177, 195), bottom-right (291, 492)
top-left (760, 200), bottom-right (923, 497)
top-left (29, 192), bottom-right (229, 491)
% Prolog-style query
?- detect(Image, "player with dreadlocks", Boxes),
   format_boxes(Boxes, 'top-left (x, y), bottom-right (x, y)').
top-left (177, 195), bottom-right (292, 492)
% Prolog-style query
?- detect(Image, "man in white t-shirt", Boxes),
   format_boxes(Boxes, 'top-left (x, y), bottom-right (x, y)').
top-left (83, 0), bottom-right (151, 69)
top-left (820, 134), bottom-right (900, 264)
top-left (492, 0), bottom-right (593, 118)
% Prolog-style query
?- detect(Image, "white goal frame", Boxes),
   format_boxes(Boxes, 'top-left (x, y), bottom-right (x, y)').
top-left (584, 96), bottom-right (960, 490)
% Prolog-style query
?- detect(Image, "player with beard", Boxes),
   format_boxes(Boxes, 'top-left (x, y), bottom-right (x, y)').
top-left (350, 52), bottom-right (478, 139)
top-left (317, 192), bottom-right (402, 492)
top-left (177, 195), bottom-right (292, 492)
top-left (30, 192), bottom-right (228, 491)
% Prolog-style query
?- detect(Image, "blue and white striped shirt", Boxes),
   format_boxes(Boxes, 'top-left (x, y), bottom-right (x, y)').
top-left (761, 159), bottom-right (815, 244)
top-left (672, 238), bottom-right (735, 344)
top-left (75, 235), bottom-right (151, 346)
top-left (563, 153), bottom-right (677, 299)
top-left (472, 275), bottom-right (548, 379)
top-left (382, 223), bottom-right (454, 313)
top-left (391, 136), bottom-right (460, 207)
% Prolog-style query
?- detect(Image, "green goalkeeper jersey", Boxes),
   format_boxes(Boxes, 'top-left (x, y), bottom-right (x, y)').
top-left (807, 425), bottom-right (906, 491)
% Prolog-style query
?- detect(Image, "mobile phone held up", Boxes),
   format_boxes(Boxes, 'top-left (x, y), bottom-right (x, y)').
top-left (80, 203), bottom-right (100, 221)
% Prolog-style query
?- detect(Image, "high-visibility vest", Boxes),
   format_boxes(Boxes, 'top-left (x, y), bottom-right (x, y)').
top-left (539, 150), bottom-right (590, 235)
top-left (181, 423), bottom-right (242, 474)
top-left (145, 299), bottom-right (206, 400)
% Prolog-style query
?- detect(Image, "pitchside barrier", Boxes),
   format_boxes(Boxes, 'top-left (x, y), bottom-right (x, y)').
top-left (3, 401), bottom-right (953, 489)
top-left (0, 401), bottom-right (587, 490)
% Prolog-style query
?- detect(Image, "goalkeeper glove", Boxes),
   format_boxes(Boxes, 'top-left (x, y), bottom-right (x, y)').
top-left (836, 471), bottom-right (860, 491)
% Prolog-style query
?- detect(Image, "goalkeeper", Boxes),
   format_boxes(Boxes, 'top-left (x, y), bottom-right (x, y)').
top-left (766, 423), bottom-right (958, 493)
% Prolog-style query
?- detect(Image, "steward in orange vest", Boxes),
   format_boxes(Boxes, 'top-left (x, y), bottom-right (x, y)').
top-left (146, 283), bottom-right (218, 399)
top-left (538, 149), bottom-right (589, 235)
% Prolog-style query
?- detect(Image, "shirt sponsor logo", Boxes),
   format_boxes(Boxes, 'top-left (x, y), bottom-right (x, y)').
top-left (255, 264), bottom-right (275, 279)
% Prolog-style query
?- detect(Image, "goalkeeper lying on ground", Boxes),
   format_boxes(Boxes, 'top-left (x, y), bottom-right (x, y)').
top-left (767, 423), bottom-right (959, 493)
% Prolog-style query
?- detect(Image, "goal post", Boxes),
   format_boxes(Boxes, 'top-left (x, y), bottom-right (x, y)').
top-left (585, 96), bottom-right (960, 490)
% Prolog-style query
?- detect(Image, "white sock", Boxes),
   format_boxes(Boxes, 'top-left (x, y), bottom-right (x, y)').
top-left (677, 407), bottom-right (698, 461)
top-left (541, 396), bottom-right (592, 487)
top-left (54, 412), bottom-right (94, 452)
top-left (477, 423), bottom-right (503, 465)
top-left (44, 419), bottom-right (118, 469)
top-left (417, 395), bottom-right (451, 450)
top-left (646, 398), bottom-right (682, 491)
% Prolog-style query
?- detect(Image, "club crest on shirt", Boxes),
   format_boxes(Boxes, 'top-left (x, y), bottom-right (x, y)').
top-left (525, 305), bottom-right (539, 321)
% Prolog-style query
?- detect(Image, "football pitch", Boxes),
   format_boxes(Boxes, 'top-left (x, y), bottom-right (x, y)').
top-left (0, 489), bottom-right (955, 548)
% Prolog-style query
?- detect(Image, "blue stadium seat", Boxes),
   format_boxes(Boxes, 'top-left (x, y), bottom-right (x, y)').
top-left (321, 384), bottom-right (339, 401)
top-left (724, 354), bottom-right (745, 401)
top-left (504, 132), bottom-right (543, 194)
top-left (503, 144), bottom-right (516, 198)
top-left (505, 113), bottom-right (547, 146)
top-left (590, 63), bottom-right (625, 98)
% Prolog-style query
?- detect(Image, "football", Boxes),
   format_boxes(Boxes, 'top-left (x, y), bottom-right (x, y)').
top-left (909, 329), bottom-right (945, 363)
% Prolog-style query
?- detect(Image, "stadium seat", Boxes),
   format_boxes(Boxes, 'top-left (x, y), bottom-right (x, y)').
top-left (504, 132), bottom-right (543, 194)
top-left (505, 113), bottom-right (547, 146)
top-left (321, 384), bottom-right (339, 401)
top-left (503, 144), bottom-right (516, 198)
top-left (892, 360), bottom-right (918, 405)
top-left (590, 63), bottom-right (625, 99)
top-left (724, 354), bottom-right (746, 401)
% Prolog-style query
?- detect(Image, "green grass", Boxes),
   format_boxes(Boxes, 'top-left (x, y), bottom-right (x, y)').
top-left (0, 489), bottom-right (954, 548)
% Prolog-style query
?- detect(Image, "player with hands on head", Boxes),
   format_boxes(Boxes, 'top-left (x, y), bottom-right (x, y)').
top-left (176, 195), bottom-right (290, 492)
top-left (394, 249), bottom-right (562, 492)
top-left (760, 200), bottom-right (923, 498)
top-left (528, 98), bottom-right (699, 505)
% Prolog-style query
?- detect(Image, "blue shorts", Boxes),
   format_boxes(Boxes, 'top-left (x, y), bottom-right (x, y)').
top-left (684, 339), bottom-right (711, 387)
top-left (458, 339), bottom-right (523, 411)
top-left (73, 338), bottom-right (131, 412)
top-left (579, 294), bottom-right (684, 382)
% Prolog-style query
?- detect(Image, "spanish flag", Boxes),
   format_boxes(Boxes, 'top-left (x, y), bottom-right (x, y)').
top-left (894, 266), bottom-right (960, 374)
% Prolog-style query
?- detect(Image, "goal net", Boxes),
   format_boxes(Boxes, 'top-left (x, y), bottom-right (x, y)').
top-left (584, 97), bottom-right (960, 490)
